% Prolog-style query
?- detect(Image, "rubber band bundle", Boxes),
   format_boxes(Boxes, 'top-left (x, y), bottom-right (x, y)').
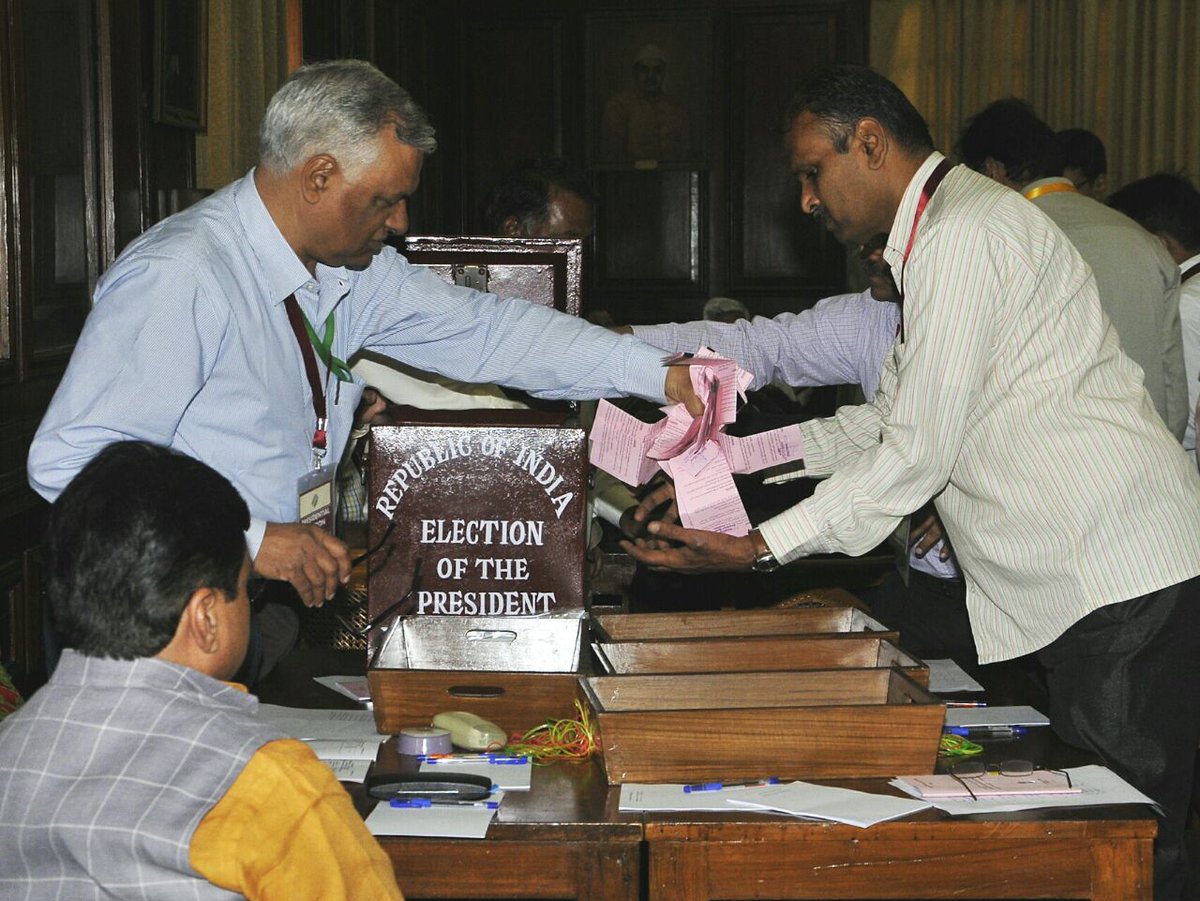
top-left (504, 699), bottom-right (598, 764)
top-left (938, 733), bottom-right (983, 758)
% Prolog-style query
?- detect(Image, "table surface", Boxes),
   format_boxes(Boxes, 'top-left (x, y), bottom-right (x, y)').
top-left (259, 646), bottom-right (1157, 901)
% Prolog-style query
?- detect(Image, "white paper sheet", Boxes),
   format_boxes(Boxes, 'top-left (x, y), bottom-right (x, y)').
top-left (303, 738), bottom-right (385, 761)
top-left (312, 675), bottom-right (373, 704)
top-left (322, 758), bottom-right (373, 783)
top-left (257, 704), bottom-right (382, 741)
top-left (419, 757), bottom-right (533, 791)
top-left (944, 705), bottom-right (1050, 728)
top-left (364, 799), bottom-right (498, 839)
top-left (724, 781), bottom-right (932, 828)
top-left (925, 658), bottom-right (985, 694)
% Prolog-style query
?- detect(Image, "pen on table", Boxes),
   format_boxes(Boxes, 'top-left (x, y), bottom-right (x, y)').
top-left (418, 754), bottom-right (529, 765)
top-left (944, 726), bottom-right (1029, 737)
top-left (390, 798), bottom-right (500, 809)
top-left (683, 777), bottom-right (780, 793)
top-left (944, 701), bottom-right (988, 708)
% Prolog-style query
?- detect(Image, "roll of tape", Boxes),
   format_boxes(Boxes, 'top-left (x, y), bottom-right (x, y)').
top-left (398, 726), bottom-right (453, 756)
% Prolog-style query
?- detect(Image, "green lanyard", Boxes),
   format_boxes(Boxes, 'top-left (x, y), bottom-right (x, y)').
top-left (300, 310), bottom-right (353, 383)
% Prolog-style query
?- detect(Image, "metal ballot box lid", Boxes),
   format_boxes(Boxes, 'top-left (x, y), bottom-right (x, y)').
top-left (366, 408), bottom-right (588, 633)
top-left (374, 612), bottom-right (586, 672)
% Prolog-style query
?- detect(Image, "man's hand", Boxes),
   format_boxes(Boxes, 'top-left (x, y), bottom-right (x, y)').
top-left (255, 523), bottom-right (352, 607)
top-left (630, 481), bottom-right (680, 532)
top-left (665, 365), bottom-right (704, 416)
top-left (355, 387), bottom-right (388, 427)
top-left (910, 511), bottom-right (950, 561)
top-left (620, 520), bottom-right (756, 574)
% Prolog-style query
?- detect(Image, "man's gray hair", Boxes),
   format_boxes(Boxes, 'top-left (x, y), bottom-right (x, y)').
top-left (259, 59), bottom-right (437, 175)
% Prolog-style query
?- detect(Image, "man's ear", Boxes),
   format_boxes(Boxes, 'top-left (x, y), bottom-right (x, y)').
top-left (300, 154), bottom-right (339, 205)
top-left (983, 157), bottom-right (1008, 183)
top-left (855, 118), bottom-right (887, 170)
top-left (182, 587), bottom-right (222, 656)
top-left (500, 216), bottom-right (522, 237)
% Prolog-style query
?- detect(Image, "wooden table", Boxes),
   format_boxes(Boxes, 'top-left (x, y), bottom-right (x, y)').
top-left (261, 648), bottom-right (1158, 901)
top-left (260, 648), bottom-right (642, 901)
top-left (645, 802), bottom-right (1154, 901)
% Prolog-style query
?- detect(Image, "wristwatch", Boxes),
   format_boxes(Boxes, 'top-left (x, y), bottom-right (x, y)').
top-left (749, 528), bottom-right (780, 573)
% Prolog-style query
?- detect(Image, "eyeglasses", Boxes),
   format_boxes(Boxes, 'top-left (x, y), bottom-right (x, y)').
top-left (948, 759), bottom-right (1073, 800)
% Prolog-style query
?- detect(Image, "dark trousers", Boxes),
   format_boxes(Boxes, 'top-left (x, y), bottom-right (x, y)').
top-left (1036, 576), bottom-right (1200, 901)
top-left (859, 569), bottom-right (977, 666)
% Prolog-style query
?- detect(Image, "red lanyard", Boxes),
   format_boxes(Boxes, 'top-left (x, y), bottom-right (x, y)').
top-left (897, 158), bottom-right (955, 341)
top-left (283, 294), bottom-right (330, 468)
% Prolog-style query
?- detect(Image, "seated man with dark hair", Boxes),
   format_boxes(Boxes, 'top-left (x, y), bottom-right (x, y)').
top-left (0, 441), bottom-right (401, 900)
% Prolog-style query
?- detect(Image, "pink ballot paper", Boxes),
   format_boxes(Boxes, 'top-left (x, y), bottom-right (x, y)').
top-left (588, 348), bottom-right (805, 535)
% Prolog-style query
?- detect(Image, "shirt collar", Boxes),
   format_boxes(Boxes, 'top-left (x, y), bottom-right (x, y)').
top-left (234, 169), bottom-right (319, 306)
top-left (1021, 176), bottom-right (1076, 199)
top-left (883, 150), bottom-right (946, 294)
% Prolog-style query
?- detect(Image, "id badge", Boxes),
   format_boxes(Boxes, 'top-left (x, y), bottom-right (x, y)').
top-left (298, 464), bottom-right (338, 533)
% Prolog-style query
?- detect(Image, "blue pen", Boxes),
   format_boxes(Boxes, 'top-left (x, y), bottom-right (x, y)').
top-left (390, 798), bottom-right (500, 809)
top-left (944, 726), bottom-right (1029, 738)
top-left (418, 754), bottom-right (529, 765)
top-left (683, 777), bottom-right (779, 793)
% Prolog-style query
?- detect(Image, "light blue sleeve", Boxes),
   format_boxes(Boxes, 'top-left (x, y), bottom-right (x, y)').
top-left (348, 254), bottom-right (670, 404)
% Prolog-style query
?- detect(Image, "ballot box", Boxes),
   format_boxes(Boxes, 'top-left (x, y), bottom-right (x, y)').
top-left (365, 408), bottom-right (589, 625)
top-left (582, 668), bottom-right (944, 784)
top-left (396, 234), bottom-right (583, 315)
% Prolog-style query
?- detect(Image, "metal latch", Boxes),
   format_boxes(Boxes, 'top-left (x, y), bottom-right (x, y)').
top-left (452, 264), bottom-right (488, 292)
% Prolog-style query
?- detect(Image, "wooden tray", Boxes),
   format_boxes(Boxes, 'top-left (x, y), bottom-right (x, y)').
top-left (581, 668), bottom-right (943, 784)
top-left (591, 606), bottom-right (894, 642)
top-left (368, 668), bottom-right (581, 736)
top-left (593, 635), bottom-right (927, 685)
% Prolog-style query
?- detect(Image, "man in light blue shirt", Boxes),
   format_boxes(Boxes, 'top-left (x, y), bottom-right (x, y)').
top-left (28, 60), bottom-right (696, 621)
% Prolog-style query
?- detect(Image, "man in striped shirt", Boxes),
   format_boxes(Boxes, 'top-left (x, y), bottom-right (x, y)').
top-left (625, 65), bottom-right (1200, 900)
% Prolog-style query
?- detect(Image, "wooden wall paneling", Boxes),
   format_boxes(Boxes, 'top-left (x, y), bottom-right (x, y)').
top-left (372, 0), bottom-right (448, 236)
top-left (595, 169), bottom-right (707, 325)
top-left (728, 3), bottom-right (866, 315)
top-left (458, 12), bottom-right (567, 234)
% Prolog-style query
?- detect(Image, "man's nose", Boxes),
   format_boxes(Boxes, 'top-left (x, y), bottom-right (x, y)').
top-left (800, 182), bottom-right (820, 216)
top-left (385, 201), bottom-right (409, 236)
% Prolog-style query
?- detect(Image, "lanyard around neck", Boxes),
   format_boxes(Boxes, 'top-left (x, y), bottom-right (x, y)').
top-left (1182, 261), bottom-right (1200, 285)
top-left (1023, 182), bottom-right (1077, 201)
top-left (283, 294), bottom-right (337, 467)
top-left (896, 158), bottom-right (955, 341)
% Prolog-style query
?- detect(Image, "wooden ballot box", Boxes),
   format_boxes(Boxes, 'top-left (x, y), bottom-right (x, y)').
top-left (395, 234), bottom-right (583, 315)
top-left (366, 408), bottom-right (589, 625)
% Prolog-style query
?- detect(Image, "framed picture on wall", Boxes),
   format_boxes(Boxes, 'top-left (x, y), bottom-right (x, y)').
top-left (152, 0), bottom-right (208, 130)
top-left (586, 10), bottom-right (710, 169)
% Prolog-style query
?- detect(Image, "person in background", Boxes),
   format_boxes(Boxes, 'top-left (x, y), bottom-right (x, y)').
top-left (482, 156), bottom-right (597, 239)
top-left (623, 65), bottom-right (1200, 899)
top-left (0, 441), bottom-right (402, 900)
top-left (27, 62), bottom-right (697, 682)
top-left (1108, 173), bottom-right (1200, 464)
top-left (959, 99), bottom-right (1186, 440)
top-left (1056, 127), bottom-right (1108, 200)
top-left (702, 296), bottom-right (751, 323)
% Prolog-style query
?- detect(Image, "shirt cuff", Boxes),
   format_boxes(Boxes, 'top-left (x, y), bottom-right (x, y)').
top-left (757, 504), bottom-right (831, 566)
top-left (624, 338), bottom-right (674, 404)
top-left (593, 493), bottom-right (632, 528)
top-left (245, 517), bottom-right (268, 562)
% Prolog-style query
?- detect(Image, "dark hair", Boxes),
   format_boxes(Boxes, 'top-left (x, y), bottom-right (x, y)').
top-left (956, 98), bottom-right (1063, 183)
top-left (1056, 128), bottom-right (1107, 182)
top-left (1108, 173), bottom-right (1200, 253)
top-left (45, 441), bottom-right (250, 659)
top-left (782, 65), bottom-right (934, 155)
top-left (482, 157), bottom-right (597, 236)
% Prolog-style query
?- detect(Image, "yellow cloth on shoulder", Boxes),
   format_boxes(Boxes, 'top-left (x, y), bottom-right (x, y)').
top-left (191, 738), bottom-right (402, 900)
